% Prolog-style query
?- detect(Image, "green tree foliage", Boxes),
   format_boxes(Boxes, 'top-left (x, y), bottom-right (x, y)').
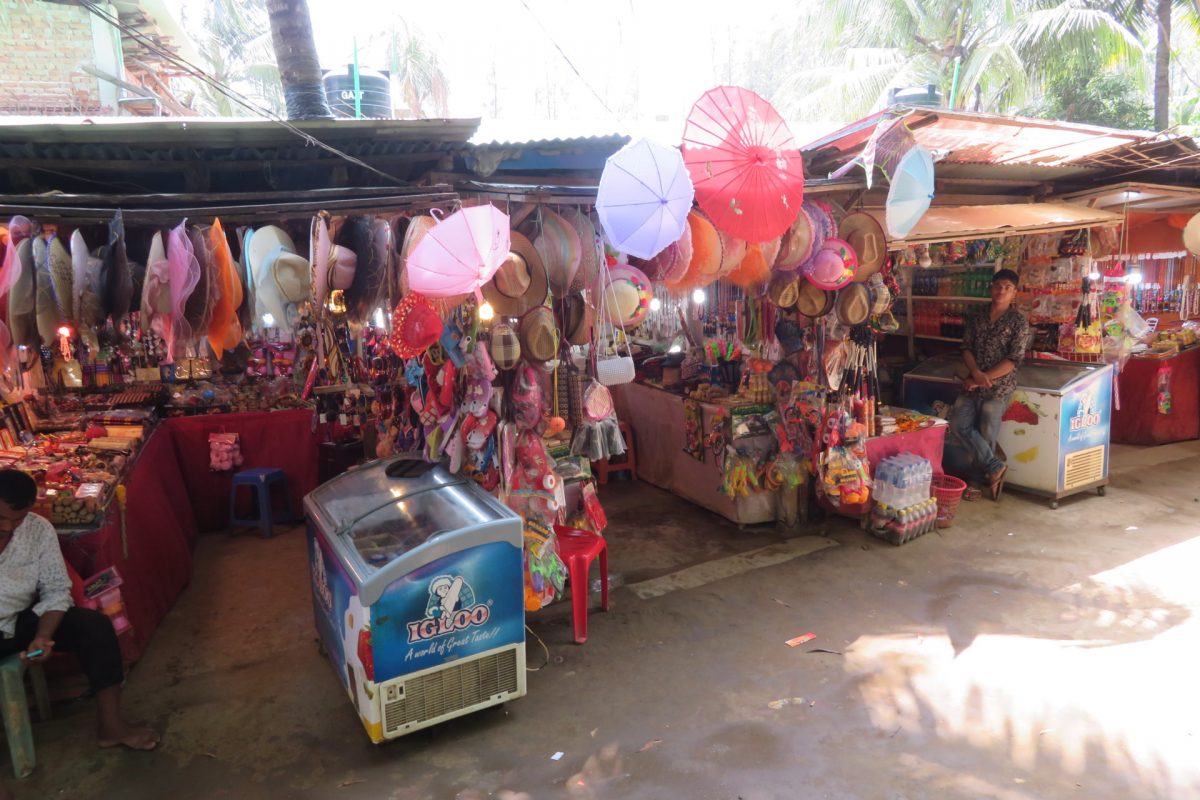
top-left (1022, 54), bottom-right (1154, 128)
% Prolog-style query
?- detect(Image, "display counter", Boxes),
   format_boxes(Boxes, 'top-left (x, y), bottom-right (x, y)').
top-left (613, 382), bottom-right (780, 525)
top-left (1112, 346), bottom-right (1200, 445)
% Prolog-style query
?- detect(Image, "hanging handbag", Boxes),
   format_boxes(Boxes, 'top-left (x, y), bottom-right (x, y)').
top-left (593, 261), bottom-right (635, 386)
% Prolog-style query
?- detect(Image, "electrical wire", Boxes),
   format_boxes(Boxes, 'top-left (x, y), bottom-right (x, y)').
top-left (77, 0), bottom-right (408, 187)
top-left (524, 624), bottom-right (551, 671)
top-left (515, 0), bottom-right (615, 118)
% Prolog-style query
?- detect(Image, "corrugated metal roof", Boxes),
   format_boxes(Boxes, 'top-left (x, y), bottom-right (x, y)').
top-left (803, 108), bottom-right (1165, 170)
top-left (469, 118), bottom-right (629, 149)
top-left (865, 202), bottom-right (1123, 247)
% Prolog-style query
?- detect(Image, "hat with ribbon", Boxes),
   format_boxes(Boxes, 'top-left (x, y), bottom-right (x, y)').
top-left (482, 231), bottom-right (548, 317)
top-left (519, 304), bottom-right (558, 363)
top-left (389, 292), bottom-right (443, 359)
top-left (250, 225), bottom-right (310, 331)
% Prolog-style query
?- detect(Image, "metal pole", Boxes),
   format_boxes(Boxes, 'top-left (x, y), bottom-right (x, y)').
top-left (352, 37), bottom-right (363, 119)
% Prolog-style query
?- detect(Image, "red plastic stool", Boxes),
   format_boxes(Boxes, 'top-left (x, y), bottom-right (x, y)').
top-left (553, 526), bottom-right (609, 644)
top-left (593, 421), bottom-right (637, 486)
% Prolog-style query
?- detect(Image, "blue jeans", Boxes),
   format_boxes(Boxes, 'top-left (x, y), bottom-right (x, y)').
top-left (949, 392), bottom-right (1007, 479)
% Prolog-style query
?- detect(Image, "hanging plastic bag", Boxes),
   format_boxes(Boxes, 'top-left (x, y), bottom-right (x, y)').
top-left (208, 432), bottom-right (243, 472)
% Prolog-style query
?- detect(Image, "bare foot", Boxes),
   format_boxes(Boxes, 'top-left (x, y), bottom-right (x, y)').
top-left (98, 722), bottom-right (160, 751)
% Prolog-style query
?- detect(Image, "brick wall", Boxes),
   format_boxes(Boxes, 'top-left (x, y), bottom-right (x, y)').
top-left (0, 2), bottom-right (106, 115)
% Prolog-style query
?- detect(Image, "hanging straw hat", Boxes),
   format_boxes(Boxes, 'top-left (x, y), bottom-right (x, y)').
top-left (796, 280), bottom-right (836, 319)
top-left (766, 272), bottom-right (800, 308)
top-left (398, 213), bottom-right (438, 296)
top-left (482, 231), bottom-right (548, 317)
top-left (249, 225), bottom-right (309, 330)
top-left (838, 212), bottom-right (887, 281)
top-left (557, 292), bottom-right (593, 346)
top-left (560, 207), bottom-right (601, 292)
top-left (601, 263), bottom-right (653, 329)
top-left (645, 219), bottom-right (693, 284)
top-left (776, 205), bottom-right (817, 271)
top-left (519, 305), bottom-right (558, 362)
top-left (835, 282), bottom-right (871, 326)
top-left (531, 209), bottom-right (582, 296)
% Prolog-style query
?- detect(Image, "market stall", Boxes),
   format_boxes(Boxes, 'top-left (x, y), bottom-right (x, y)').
top-left (1112, 344), bottom-right (1200, 444)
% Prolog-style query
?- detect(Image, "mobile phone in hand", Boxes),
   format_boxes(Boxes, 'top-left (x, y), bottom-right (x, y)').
top-left (25, 649), bottom-right (43, 659)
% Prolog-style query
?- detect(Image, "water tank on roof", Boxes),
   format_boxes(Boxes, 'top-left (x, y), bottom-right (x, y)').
top-left (323, 66), bottom-right (392, 119)
top-left (888, 84), bottom-right (944, 108)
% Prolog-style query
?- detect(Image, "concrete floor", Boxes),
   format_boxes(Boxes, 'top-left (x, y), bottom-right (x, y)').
top-left (10, 440), bottom-right (1200, 799)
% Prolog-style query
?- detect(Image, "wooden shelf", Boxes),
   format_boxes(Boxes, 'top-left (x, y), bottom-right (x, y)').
top-left (911, 296), bottom-right (991, 302)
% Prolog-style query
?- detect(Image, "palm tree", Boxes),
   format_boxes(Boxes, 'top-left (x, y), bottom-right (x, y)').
top-left (777, 0), bottom-right (1146, 122)
top-left (188, 0), bottom-right (284, 117)
top-left (385, 23), bottom-right (449, 119)
top-left (265, 0), bottom-right (332, 119)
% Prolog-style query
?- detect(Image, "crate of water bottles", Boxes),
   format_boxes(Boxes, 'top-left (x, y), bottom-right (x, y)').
top-left (869, 453), bottom-right (938, 545)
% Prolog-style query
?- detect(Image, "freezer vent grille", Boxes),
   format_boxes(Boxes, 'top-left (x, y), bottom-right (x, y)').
top-left (383, 648), bottom-right (519, 734)
top-left (1064, 445), bottom-right (1105, 491)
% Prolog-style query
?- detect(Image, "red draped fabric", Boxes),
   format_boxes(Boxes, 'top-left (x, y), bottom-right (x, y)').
top-left (1112, 347), bottom-right (1200, 446)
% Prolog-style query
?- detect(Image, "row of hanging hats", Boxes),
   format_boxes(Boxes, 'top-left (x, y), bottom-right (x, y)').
top-left (0, 211), bottom-right (406, 364)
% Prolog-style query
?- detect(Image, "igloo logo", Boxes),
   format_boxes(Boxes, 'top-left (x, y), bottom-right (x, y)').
top-left (407, 575), bottom-right (490, 643)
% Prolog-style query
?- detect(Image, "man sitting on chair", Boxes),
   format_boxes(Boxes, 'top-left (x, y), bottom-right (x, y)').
top-left (951, 268), bottom-right (1029, 500)
top-left (0, 468), bottom-right (158, 787)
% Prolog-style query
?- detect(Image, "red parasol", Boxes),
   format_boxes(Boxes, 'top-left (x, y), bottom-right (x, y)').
top-left (682, 86), bottom-right (805, 243)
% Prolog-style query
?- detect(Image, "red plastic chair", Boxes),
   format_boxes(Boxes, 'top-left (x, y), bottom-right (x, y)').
top-left (553, 526), bottom-right (609, 644)
top-left (593, 421), bottom-right (637, 486)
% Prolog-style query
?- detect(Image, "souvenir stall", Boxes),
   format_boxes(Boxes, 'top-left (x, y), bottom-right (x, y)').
top-left (1105, 213), bottom-right (1200, 445)
top-left (576, 88), bottom-right (952, 542)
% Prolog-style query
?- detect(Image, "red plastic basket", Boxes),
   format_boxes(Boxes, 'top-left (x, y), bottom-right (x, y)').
top-left (932, 474), bottom-right (967, 528)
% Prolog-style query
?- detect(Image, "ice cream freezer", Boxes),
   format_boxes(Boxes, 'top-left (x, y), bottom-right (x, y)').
top-left (903, 354), bottom-right (1113, 507)
top-left (304, 457), bottom-right (526, 743)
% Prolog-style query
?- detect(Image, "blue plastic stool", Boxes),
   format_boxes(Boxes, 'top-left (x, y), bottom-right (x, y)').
top-left (0, 654), bottom-right (51, 779)
top-left (229, 468), bottom-right (293, 538)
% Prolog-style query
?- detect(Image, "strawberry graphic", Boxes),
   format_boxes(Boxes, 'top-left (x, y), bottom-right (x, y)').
top-left (357, 626), bottom-right (374, 682)
top-left (1002, 392), bottom-right (1044, 426)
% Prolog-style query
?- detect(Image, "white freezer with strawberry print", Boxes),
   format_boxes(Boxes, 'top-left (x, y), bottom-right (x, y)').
top-left (996, 361), bottom-right (1113, 497)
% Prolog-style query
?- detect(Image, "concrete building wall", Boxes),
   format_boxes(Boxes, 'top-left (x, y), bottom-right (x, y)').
top-left (0, 1), bottom-right (112, 115)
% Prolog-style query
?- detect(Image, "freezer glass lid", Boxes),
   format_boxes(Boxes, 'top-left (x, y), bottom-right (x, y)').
top-left (1014, 361), bottom-right (1100, 391)
top-left (904, 354), bottom-right (964, 380)
top-left (342, 480), bottom-right (495, 571)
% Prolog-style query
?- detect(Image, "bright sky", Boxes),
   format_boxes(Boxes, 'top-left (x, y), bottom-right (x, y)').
top-left (165, 0), bottom-right (838, 143)
top-left (304, 0), bottom-right (834, 140)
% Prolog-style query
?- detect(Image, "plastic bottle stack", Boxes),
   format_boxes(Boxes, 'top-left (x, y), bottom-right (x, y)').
top-left (869, 454), bottom-right (938, 545)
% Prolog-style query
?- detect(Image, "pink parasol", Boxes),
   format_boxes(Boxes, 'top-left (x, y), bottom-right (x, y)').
top-left (406, 204), bottom-right (511, 302)
top-left (682, 86), bottom-right (805, 243)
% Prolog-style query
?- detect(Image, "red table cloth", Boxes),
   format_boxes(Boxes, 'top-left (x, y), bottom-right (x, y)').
top-left (59, 409), bottom-right (320, 662)
top-left (165, 409), bottom-right (319, 533)
top-left (865, 423), bottom-right (947, 475)
top-left (1112, 346), bottom-right (1200, 446)
top-left (60, 424), bottom-right (196, 661)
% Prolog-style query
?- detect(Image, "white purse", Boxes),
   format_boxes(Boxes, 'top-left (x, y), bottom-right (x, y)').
top-left (593, 261), bottom-right (635, 387)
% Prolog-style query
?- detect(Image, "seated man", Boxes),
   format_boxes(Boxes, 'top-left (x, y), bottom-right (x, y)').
top-left (0, 469), bottom-right (159, 776)
top-left (950, 268), bottom-right (1029, 500)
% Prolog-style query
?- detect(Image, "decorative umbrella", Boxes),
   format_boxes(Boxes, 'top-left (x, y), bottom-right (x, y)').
top-left (885, 146), bottom-right (935, 239)
top-left (595, 138), bottom-right (694, 260)
top-left (682, 86), bottom-right (805, 242)
top-left (406, 204), bottom-right (511, 303)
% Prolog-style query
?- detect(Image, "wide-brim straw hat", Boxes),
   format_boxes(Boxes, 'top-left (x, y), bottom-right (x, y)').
top-left (767, 272), bottom-right (800, 308)
top-left (796, 280), bottom-right (836, 319)
top-left (839, 212), bottom-right (887, 281)
top-left (648, 220), bottom-right (693, 284)
top-left (715, 227), bottom-right (747, 278)
top-left (776, 205), bottom-right (817, 270)
top-left (519, 304), bottom-right (558, 362)
top-left (482, 231), bottom-right (548, 317)
top-left (560, 207), bottom-right (602, 292)
top-left (531, 209), bottom-right (582, 296)
top-left (557, 292), bottom-right (593, 346)
top-left (835, 282), bottom-right (871, 326)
